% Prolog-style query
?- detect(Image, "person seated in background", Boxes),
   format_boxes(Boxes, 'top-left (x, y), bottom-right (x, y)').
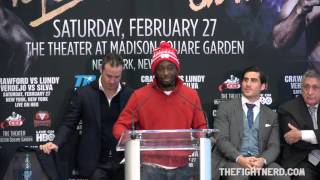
top-left (113, 41), bottom-right (207, 180)
top-left (278, 69), bottom-right (320, 180)
top-left (212, 66), bottom-right (289, 180)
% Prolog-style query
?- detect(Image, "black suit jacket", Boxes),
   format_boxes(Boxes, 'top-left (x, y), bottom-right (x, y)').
top-left (53, 80), bottom-right (133, 176)
top-left (278, 95), bottom-right (320, 169)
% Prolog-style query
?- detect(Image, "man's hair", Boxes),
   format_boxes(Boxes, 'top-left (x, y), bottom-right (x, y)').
top-left (101, 53), bottom-right (124, 70)
top-left (301, 69), bottom-right (320, 85)
top-left (241, 66), bottom-right (267, 84)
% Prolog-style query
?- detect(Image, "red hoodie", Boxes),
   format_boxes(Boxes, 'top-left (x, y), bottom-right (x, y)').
top-left (113, 78), bottom-right (207, 167)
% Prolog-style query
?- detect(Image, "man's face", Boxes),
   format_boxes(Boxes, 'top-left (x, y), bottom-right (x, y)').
top-left (155, 60), bottom-right (178, 90)
top-left (241, 71), bottom-right (266, 101)
top-left (302, 77), bottom-right (320, 106)
top-left (100, 63), bottom-right (123, 92)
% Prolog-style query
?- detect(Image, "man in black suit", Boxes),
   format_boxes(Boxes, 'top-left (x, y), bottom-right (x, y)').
top-left (40, 53), bottom-right (133, 180)
top-left (278, 69), bottom-right (320, 180)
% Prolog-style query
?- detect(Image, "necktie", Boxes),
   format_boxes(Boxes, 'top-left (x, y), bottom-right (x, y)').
top-left (246, 103), bottom-right (255, 129)
top-left (307, 106), bottom-right (320, 166)
top-left (308, 106), bottom-right (318, 130)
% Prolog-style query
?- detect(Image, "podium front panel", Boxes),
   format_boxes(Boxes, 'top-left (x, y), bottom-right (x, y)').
top-left (117, 129), bottom-right (217, 180)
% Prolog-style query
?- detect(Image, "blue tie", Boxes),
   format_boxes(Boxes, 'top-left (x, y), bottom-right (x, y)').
top-left (246, 103), bottom-right (255, 129)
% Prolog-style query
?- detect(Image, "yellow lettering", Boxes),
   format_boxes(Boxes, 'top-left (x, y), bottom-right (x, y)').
top-left (29, 0), bottom-right (82, 27)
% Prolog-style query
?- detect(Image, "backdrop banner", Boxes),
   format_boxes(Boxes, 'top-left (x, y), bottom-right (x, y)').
top-left (0, 0), bottom-right (312, 179)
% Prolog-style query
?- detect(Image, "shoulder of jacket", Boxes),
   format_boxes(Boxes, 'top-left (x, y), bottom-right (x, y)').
top-left (261, 104), bottom-right (276, 116)
top-left (278, 96), bottom-right (302, 111)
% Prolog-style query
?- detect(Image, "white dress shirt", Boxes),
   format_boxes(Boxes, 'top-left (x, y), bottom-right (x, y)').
top-left (301, 104), bottom-right (319, 144)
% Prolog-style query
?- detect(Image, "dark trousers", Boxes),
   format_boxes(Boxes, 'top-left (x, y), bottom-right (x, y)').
top-left (291, 160), bottom-right (320, 180)
top-left (141, 164), bottom-right (193, 180)
top-left (89, 161), bottom-right (124, 180)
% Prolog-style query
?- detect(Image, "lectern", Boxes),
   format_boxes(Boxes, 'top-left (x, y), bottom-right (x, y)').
top-left (116, 129), bottom-right (217, 180)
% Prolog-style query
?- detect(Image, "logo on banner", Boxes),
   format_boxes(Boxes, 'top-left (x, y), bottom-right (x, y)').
top-left (77, 120), bottom-right (83, 135)
top-left (189, 0), bottom-right (214, 11)
top-left (36, 130), bottom-right (55, 142)
top-left (189, 0), bottom-right (283, 12)
top-left (284, 75), bottom-right (302, 96)
top-left (74, 75), bottom-right (96, 89)
top-left (0, 112), bottom-right (25, 129)
top-left (218, 74), bottom-right (241, 92)
top-left (34, 111), bottom-right (51, 127)
top-left (260, 94), bottom-right (273, 105)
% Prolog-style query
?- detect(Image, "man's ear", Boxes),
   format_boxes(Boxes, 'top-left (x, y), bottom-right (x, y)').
top-left (99, 65), bottom-right (103, 74)
top-left (261, 83), bottom-right (268, 91)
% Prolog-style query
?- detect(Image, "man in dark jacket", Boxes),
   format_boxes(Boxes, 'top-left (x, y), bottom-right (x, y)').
top-left (40, 53), bottom-right (133, 180)
top-left (278, 69), bottom-right (320, 180)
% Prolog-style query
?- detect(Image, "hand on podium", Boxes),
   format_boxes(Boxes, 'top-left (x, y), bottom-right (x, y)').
top-left (39, 142), bottom-right (59, 154)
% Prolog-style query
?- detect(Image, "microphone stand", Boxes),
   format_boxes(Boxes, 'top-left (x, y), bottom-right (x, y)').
top-left (130, 84), bottom-right (156, 139)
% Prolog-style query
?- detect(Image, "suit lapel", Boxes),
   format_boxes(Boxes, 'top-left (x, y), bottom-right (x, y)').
top-left (297, 97), bottom-right (314, 129)
top-left (119, 86), bottom-right (126, 110)
top-left (89, 83), bottom-right (102, 128)
top-left (258, 105), bottom-right (268, 150)
top-left (234, 99), bottom-right (244, 140)
top-left (317, 107), bottom-right (320, 130)
top-left (301, 106), bottom-right (314, 129)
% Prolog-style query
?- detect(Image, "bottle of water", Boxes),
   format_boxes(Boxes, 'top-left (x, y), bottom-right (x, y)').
top-left (21, 153), bottom-right (32, 180)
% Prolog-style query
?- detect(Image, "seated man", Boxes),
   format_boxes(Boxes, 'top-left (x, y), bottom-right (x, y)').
top-left (278, 69), bottom-right (320, 180)
top-left (212, 66), bottom-right (289, 180)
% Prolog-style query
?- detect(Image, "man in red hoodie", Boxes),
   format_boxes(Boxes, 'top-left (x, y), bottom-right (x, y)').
top-left (113, 41), bottom-right (207, 180)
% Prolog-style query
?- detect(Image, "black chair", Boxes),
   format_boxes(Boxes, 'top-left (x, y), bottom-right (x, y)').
top-left (2, 146), bottom-right (65, 180)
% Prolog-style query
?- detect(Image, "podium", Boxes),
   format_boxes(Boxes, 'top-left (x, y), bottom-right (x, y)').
top-left (116, 129), bottom-right (218, 180)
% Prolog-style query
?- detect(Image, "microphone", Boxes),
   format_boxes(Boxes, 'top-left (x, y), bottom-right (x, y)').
top-left (176, 91), bottom-right (218, 141)
top-left (130, 84), bottom-right (156, 139)
top-left (176, 91), bottom-right (209, 130)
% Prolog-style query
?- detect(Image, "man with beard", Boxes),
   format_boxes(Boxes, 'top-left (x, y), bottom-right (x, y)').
top-left (113, 41), bottom-right (207, 180)
top-left (273, 0), bottom-right (320, 71)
